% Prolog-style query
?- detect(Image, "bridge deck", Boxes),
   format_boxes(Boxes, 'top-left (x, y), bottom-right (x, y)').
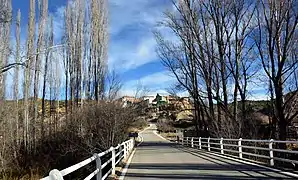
top-left (122, 125), bottom-right (295, 180)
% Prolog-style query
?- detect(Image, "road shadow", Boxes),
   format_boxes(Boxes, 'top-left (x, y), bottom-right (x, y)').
top-left (174, 146), bottom-right (298, 178)
top-left (124, 172), bottom-right (287, 179)
top-left (126, 162), bottom-right (295, 179)
top-left (128, 163), bottom-right (264, 171)
top-left (127, 141), bottom-right (296, 179)
top-left (125, 161), bottom-right (294, 179)
top-left (138, 141), bottom-right (175, 147)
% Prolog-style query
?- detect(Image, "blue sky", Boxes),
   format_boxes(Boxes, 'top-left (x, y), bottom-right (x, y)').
top-left (10, 0), bottom-right (268, 100)
top-left (11, 0), bottom-right (177, 97)
top-left (108, 0), bottom-right (176, 96)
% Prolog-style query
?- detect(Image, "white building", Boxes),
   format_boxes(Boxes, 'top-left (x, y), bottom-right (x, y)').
top-left (141, 96), bottom-right (155, 104)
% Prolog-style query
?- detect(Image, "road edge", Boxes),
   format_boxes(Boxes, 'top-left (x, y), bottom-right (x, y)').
top-left (153, 130), bottom-right (169, 141)
top-left (153, 130), bottom-right (298, 178)
top-left (118, 148), bottom-right (136, 180)
top-left (118, 124), bottom-right (151, 180)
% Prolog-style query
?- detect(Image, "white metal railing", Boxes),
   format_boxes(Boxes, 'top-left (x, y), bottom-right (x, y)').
top-left (179, 137), bottom-right (298, 167)
top-left (41, 139), bottom-right (135, 180)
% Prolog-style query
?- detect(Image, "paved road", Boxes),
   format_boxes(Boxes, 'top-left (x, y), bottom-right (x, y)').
top-left (123, 124), bottom-right (296, 180)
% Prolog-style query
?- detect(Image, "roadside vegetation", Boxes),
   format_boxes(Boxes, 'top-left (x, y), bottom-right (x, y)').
top-left (155, 0), bottom-right (298, 144)
top-left (0, 0), bottom-right (149, 179)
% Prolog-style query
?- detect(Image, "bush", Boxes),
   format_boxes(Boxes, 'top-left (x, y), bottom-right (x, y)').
top-left (1, 102), bottom-right (139, 179)
top-left (157, 119), bottom-right (175, 133)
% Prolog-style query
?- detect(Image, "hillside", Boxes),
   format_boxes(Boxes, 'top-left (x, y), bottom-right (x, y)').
top-left (150, 98), bottom-right (298, 139)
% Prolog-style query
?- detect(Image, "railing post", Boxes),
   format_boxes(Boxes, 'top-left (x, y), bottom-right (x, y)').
top-left (131, 139), bottom-right (133, 150)
top-left (191, 137), bottom-right (194, 148)
top-left (238, 138), bottom-right (242, 159)
top-left (127, 141), bottom-right (130, 152)
top-left (269, 139), bottom-right (274, 166)
top-left (220, 137), bottom-right (224, 154)
top-left (208, 137), bottom-right (210, 151)
top-left (186, 137), bottom-right (189, 146)
top-left (123, 142), bottom-right (127, 159)
top-left (93, 154), bottom-right (102, 180)
top-left (111, 147), bottom-right (116, 175)
top-left (119, 144), bottom-right (123, 160)
top-left (199, 137), bottom-right (202, 149)
top-left (126, 142), bottom-right (129, 155)
top-left (129, 140), bottom-right (132, 152)
top-left (49, 169), bottom-right (64, 180)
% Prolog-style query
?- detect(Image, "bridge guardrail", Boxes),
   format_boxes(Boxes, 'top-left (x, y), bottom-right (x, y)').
top-left (41, 139), bottom-right (135, 180)
top-left (179, 137), bottom-right (298, 167)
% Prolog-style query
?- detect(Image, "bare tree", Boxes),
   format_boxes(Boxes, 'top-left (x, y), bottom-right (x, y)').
top-left (0, 0), bottom-right (11, 100)
top-left (30, 0), bottom-right (48, 150)
top-left (155, 1), bottom-right (206, 136)
top-left (64, 0), bottom-right (85, 107)
top-left (106, 69), bottom-right (122, 101)
top-left (23, 0), bottom-right (36, 150)
top-left (222, 0), bottom-right (258, 137)
top-left (0, 0), bottom-right (113, 176)
top-left (0, 0), bottom-right (11, 24)
top-left (62, 0), bottom-right (108, 109)
top-left (134, 80), bottom-right (151, 98)
top-left (255, 0), bottom-right (298, 143)
top-left (166, 83), bottom-right (184, 98)
top-left (156, 0), bottom-right (263, 138)
top-left (13, 9), bottom-right (21, 146)
top-left (41, 15), bottom-right (54, 138)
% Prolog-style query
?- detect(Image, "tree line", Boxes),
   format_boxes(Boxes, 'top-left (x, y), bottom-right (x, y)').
top-left (0, 0), bottom-right (136, 178)
top-left (156, 0), bottom-right (298, 142)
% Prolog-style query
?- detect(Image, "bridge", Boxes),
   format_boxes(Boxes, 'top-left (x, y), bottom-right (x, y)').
top-left (42, 124), bottom-right (298, 180)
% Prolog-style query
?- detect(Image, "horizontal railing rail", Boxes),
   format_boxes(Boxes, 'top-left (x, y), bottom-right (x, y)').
top-left (179, 137), bottom-right (298, 167)
top-left (41, 139), bottom-right (135, 180)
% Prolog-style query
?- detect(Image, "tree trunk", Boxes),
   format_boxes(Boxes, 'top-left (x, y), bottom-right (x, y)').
top-left (14, 9), bottom-right (21, 148)
top-left (274, 80), bottom-right (287, 149)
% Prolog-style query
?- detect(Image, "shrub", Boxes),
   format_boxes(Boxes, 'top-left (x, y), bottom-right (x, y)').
top-left (1, 102), bottom-right (139, 179)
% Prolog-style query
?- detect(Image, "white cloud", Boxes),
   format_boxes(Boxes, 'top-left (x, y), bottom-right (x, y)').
top-left (109, 37), bottom-right (158, 71)
top-left (120, 71), bottom-right (176, 96)
top-left (108, 0), bottom-right (172, 71)
top-left (136, 71), bottom-right (174, 86)
top-left (109, 0), bottom-right (165, 36)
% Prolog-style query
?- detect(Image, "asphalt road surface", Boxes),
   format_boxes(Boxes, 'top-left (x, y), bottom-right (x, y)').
top-left (123, 124), bottom-right (296, 180)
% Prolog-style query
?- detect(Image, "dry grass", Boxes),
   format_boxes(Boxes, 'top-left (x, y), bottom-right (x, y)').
top-left (0, 170), bottom-right (41, 180)
top-left (0, 102), bottom-right (146, 179)
top-left (160, 132), bottom-right (177, 141)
